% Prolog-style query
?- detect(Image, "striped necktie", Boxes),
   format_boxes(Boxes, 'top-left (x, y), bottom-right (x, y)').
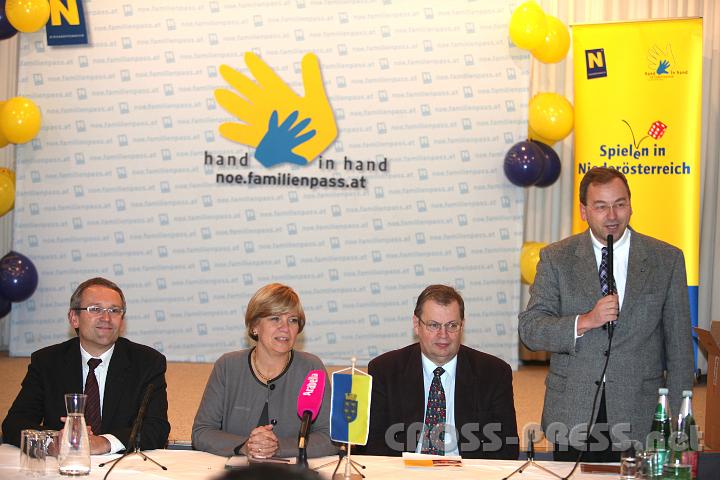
top-left (599, 247), bottom-right (610, 295)
top-left (84, 358), bottom-right (102, 434)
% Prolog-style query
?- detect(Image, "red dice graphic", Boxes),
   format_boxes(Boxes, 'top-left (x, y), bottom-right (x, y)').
top-left (648, 121), bottom-right (667, 139)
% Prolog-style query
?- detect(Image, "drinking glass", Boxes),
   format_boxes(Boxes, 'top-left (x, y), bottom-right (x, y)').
top-left (20, 429), bottom-right (46, 476)
top-left (661, 463), bottom-right (692, 479)
top-left (43, 430), bottom-right (61, 473)
top-left (636, 450), bottom-right (658, 479)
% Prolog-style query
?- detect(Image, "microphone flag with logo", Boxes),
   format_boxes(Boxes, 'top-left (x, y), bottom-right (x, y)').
top-left (330, 371), bottom-right (372, 445)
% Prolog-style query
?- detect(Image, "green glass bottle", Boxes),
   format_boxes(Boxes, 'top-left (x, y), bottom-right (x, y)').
top-left (649, 387), bottom-right (671, 476)
top-left (679, 390), bottom-right (698, 479)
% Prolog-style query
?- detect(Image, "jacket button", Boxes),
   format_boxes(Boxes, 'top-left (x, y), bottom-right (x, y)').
top-left (269, 384), bottom-right (276, 390)
top-left (595, 380), bottom-right (601, 386)
top-left (271, 419), bottom-right (277, 425)
top-left (604, 350), bottom-right (609, 356)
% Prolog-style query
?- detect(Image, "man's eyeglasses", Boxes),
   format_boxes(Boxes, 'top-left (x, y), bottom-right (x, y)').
top-left (417, 317), bottom-right (462, 333)
top-left (589, 201), bottom-right (629, 214)
top-left (72, 306), bottom-right (125, 317)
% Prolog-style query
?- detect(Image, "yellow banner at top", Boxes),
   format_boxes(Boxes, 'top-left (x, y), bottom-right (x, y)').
top-left (572, 18), bottom-right (702, 287)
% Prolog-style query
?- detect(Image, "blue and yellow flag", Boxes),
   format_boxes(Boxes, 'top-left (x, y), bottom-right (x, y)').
top-left (330, 372), bottom-right (372, 445)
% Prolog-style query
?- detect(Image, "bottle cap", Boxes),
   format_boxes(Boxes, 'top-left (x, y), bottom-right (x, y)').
top-left (659, 388), bottom-right (669, 395)
top-left (682, 390), bottom-right (693, 397)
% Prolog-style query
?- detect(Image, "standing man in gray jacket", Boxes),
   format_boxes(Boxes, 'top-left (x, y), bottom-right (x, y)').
top-left (519, 167), bottom-right (693, 462)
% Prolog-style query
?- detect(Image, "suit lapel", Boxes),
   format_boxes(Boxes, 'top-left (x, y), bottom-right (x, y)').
top-left (404, 345), bottom-right (426, 427)
top-left (575, 231), bottom-right (603, 301)
top-left (63, 338), bottom-right (84, 395)
top-left (620, 232), bottom-right (651, 316)
top-left (102, 339), bottom-right (130, 431)
top-left (454, 347), bottom-right (473, 434)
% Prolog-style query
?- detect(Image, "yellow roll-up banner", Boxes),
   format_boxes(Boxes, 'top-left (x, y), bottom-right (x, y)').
top-left (572, 18), bottom-right (702, 357)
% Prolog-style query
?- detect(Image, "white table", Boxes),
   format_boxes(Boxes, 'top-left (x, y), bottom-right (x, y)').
top-left (0, 444), bottom-right (613, 479)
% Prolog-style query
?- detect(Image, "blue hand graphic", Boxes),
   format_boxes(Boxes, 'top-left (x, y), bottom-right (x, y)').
top-left (656, 59), bottom-right (670, 75)
top-left (254, 110), bottom-right (317, 167)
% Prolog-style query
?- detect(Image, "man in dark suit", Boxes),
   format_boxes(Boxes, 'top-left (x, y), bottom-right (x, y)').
top-left (2, 277), bottom-right (170, 453)
top-left (519, 167), bottom-right (693, 461)
top-left (364, 285), bottom-right (518, 459)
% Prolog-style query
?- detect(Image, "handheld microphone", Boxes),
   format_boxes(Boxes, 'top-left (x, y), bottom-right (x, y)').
top-left (296, 370), bottom-right (326, 467)
top-left (127, 383), bottom-right (155, 452)
top-left (606, 234), bottom-right (617, 337)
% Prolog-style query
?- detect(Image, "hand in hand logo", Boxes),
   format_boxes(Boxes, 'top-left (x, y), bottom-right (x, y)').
top-left (647, 44), bottom-right (674, 75)
top-left (215, 52), bottom-right (337, 167)
top-left (255, 111), bottom-right (316, 167)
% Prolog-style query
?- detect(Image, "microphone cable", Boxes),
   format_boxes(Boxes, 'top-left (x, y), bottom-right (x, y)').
top-left (562, 320), bottom-right (616, 479)
top-left (564, 234), bottom-right (619, 478)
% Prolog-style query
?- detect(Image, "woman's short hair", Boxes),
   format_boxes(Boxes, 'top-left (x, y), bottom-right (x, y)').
top-left (245, 283), bottom-right (306, 341)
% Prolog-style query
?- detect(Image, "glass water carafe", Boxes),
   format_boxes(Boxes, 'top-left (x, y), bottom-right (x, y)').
top-left (58, 393), bottom-right (91, 475)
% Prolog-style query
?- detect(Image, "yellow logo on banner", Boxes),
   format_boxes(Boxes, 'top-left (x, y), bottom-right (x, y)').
top-left (645, 43), bottom-right (690, 79)
top-left (647, 44), bottom-right (675, 75)
top-left (215, 52), bottom-right (337, 168)
top-left (50, 0), bottom-right (81, 25)
top-left (585, 48), bottom-right (607, 79)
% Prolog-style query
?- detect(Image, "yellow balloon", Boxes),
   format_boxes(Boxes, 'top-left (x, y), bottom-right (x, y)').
top-left (0, 102), bottom-right (8, 148)
top-left (509, 1), bottom-right (548, 51)
top-left (520, 242), bottom-right (547, 285)
top-left (5, 0), bottom-right (51, 33)
top-left (0, 96), bottom-right (42, 144)
top-left (0, 174), bottom-right (15, 217)
top-left (528, 93), bottom-right (574, 142)
top-left (0, 168), bottom-right (16, 184)
top-left (528, 126), bottom-right (556, 147)
top-left (532, 15), bottom-right (571, 64)
top-left (0, 168), bottom-right (15, 213)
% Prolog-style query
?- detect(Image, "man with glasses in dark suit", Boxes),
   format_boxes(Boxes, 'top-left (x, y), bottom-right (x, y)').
top-left (2, 277), bottom-right (170, 453)
top-left (363, 284), bottom-right (518, 459)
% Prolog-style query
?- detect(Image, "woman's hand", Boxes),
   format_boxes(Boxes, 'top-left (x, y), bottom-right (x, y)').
top-left (244, 425), bottom-right (279, 458)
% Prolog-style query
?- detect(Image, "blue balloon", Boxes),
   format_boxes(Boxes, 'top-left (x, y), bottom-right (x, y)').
top-left (504, 141), bottom-right (544, 187)
top-left (0, 1), bottom-right (19, 40)
top-left (0, 251), bottom-right (39, 302)
top-left (0, 294), bottom-right (10, 318)
top-left (532, 140), bottom-right (562, 187)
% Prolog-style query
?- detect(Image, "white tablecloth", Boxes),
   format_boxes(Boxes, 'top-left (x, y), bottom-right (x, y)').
top-left (0, 444), bottom-right (613, 479)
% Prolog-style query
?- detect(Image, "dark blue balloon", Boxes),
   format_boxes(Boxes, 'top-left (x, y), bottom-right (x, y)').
top-left (504, 141), bottom-right (544, 187)
top-left (0, 251), bottom-right (39, 302)
top-left (532, 140), bottom-right (562, 187)
top-left (0, 1), bottom-right (19, 41)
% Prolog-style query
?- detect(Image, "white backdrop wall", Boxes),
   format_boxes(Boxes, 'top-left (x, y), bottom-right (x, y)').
top-left (9, 0), bottom-right (529, 367)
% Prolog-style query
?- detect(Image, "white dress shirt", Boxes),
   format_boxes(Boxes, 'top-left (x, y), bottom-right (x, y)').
top-left (79, 343), bottom-right (125, 454)
top-left (574, 228), bottom-right (631, 338)
top-left (415, 353), bottom-right (459, 456)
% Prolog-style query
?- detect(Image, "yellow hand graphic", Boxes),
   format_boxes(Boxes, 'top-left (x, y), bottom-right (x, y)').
top-left (215, 52), bottom-right (337, 164)
top-left (647, 44), bottom-right (675, 70)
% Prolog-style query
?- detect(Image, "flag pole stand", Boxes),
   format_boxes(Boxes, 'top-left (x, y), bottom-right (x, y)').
top-left (330, 443), bottom-right (364, 480)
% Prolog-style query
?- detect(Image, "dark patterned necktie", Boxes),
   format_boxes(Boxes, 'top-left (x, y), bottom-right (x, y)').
top-left (421, 367), bottom-right (446, 455)
top-left (599, 247), bottom-right (609, 295)
top-left (84, 358), bottom-right (102, 434)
